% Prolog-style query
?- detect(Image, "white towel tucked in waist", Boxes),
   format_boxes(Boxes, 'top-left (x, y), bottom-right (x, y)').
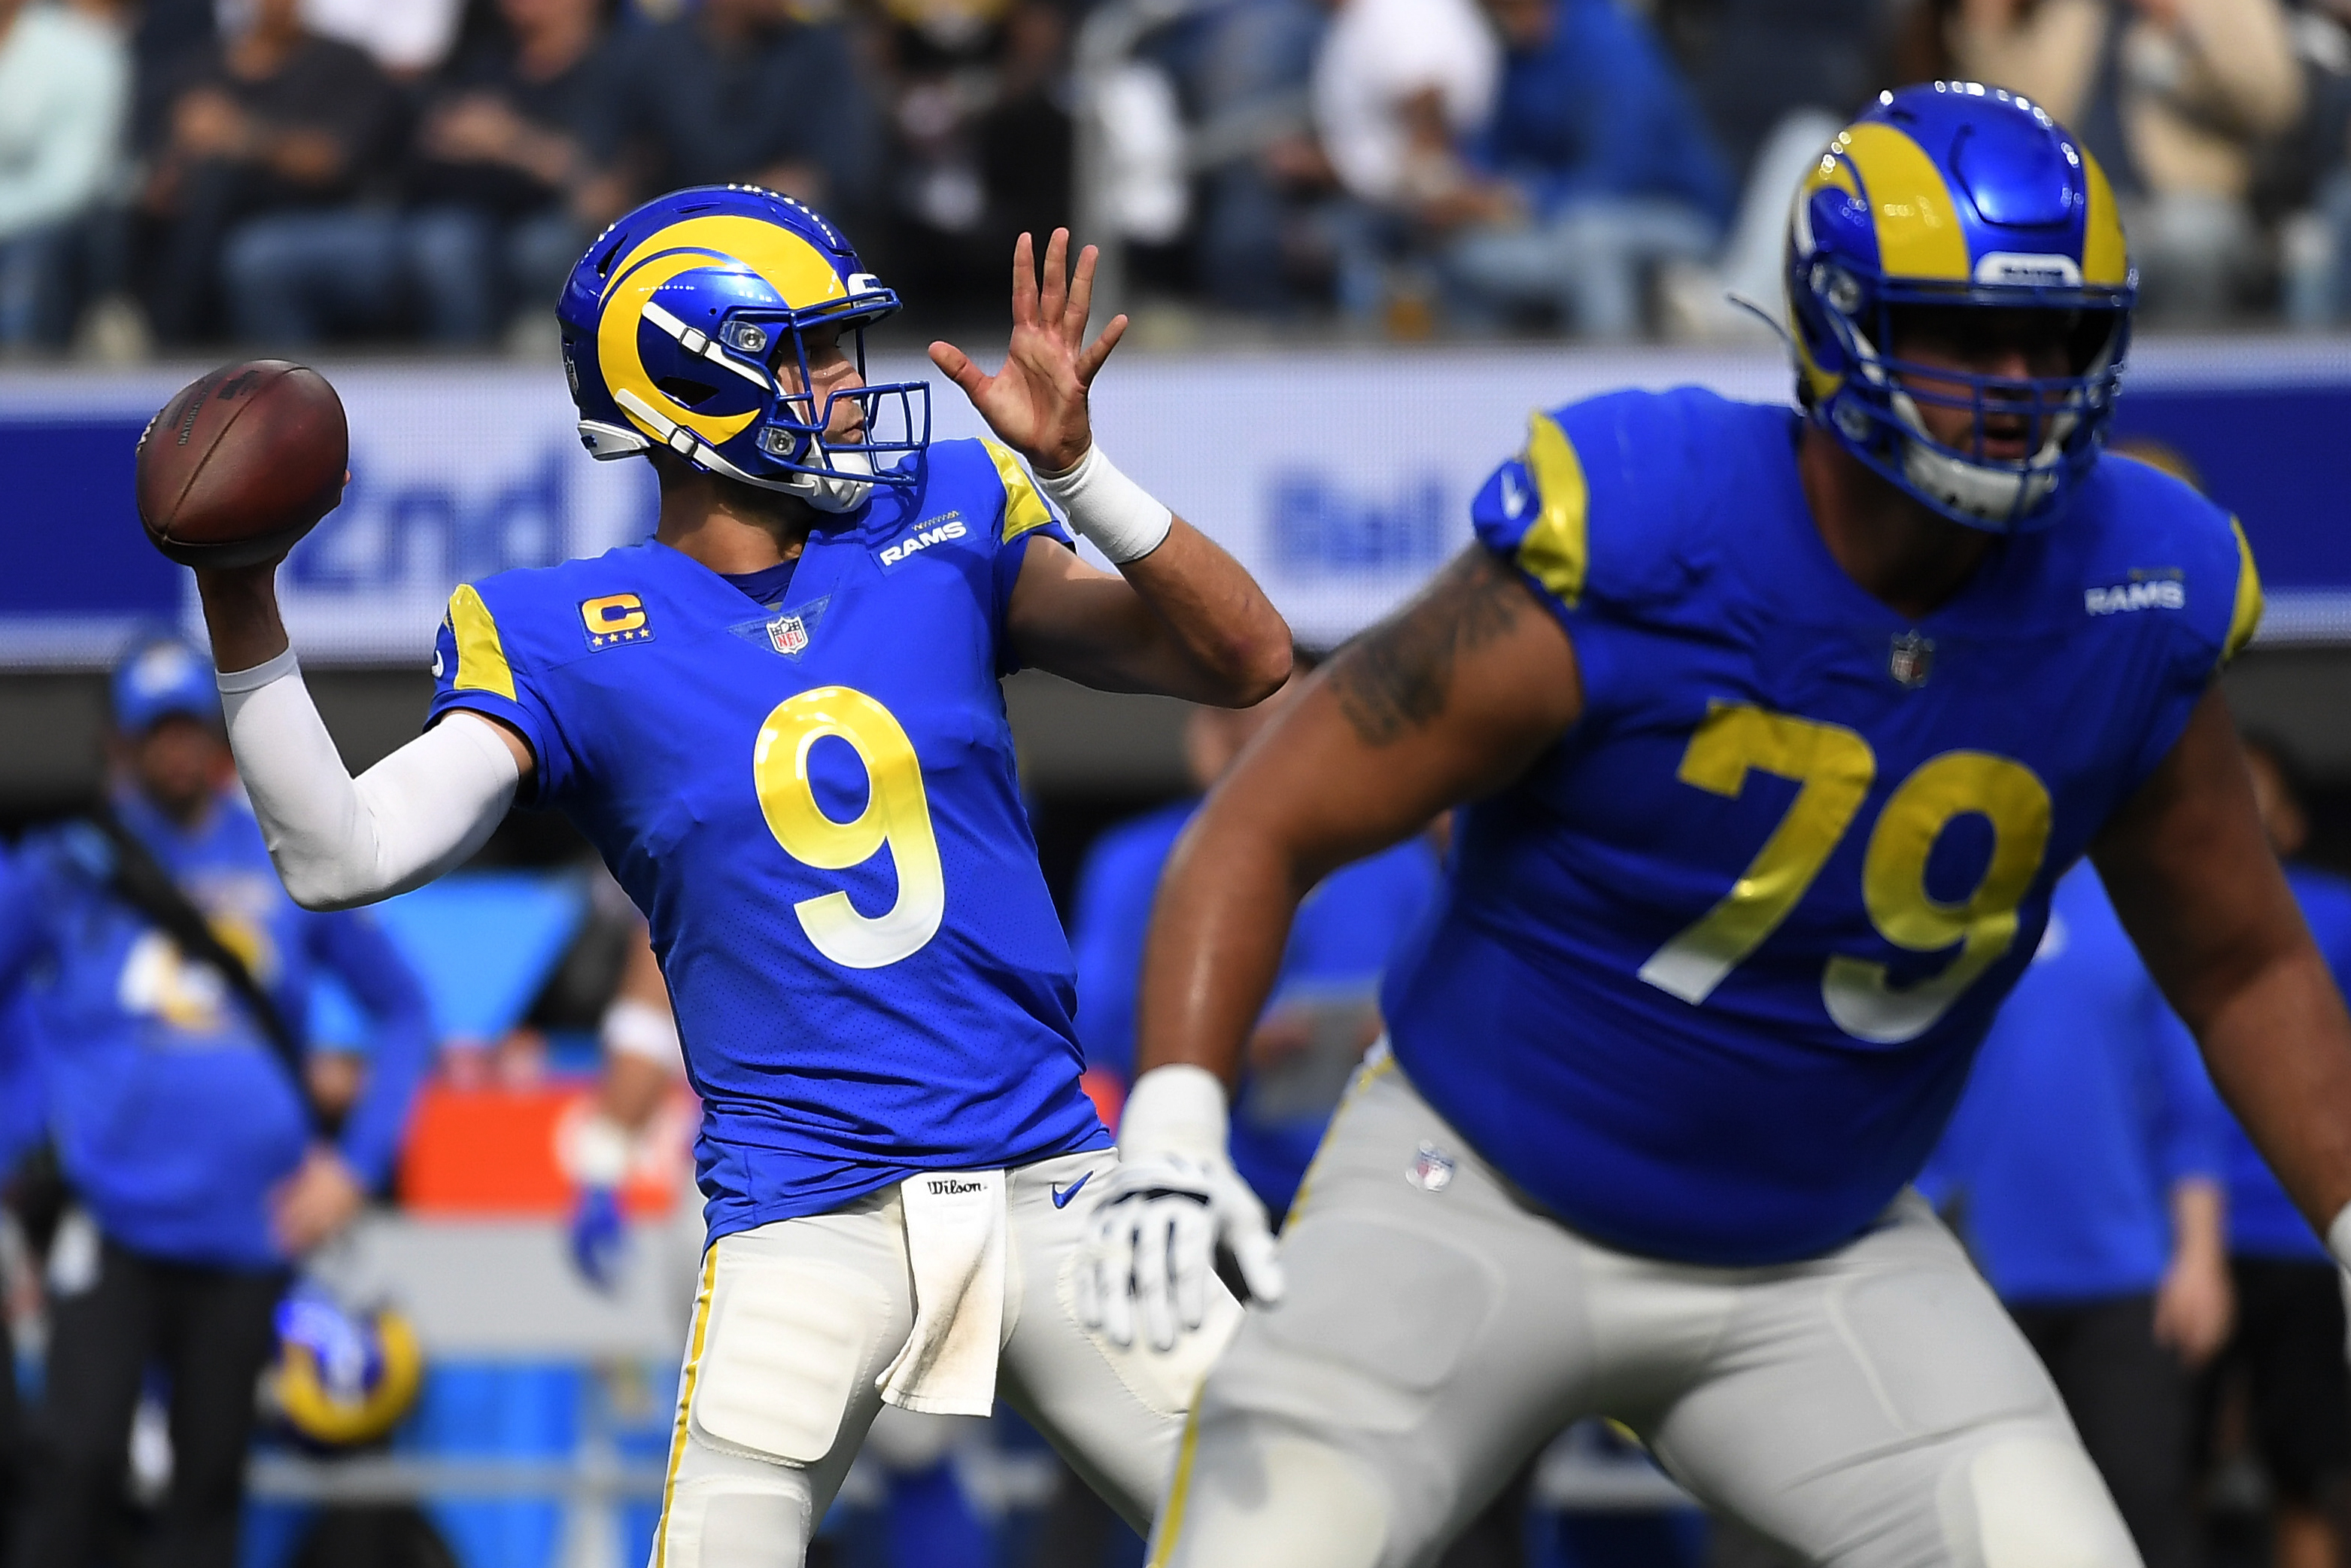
top-left (877, 1168), bottom-right (1007, 1416)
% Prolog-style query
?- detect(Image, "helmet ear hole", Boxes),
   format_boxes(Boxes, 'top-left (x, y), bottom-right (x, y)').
top-left (655, 375), bottom-right (720, 408)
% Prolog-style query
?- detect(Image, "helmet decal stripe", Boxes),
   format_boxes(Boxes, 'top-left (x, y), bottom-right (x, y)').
top-left (1836, 123), bottom-right (1972, 284)
top-left (611, 215), bottom-right (848, 312)
top-left (599, 249), bottom-right (760, 448)
top-left (2079, 149), bottom-right (2130, 287)
top-left (1520, 412), bottom-right (1591, 607)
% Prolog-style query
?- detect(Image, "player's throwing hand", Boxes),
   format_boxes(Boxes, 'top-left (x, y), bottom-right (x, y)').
top-left (928, 229), bottom-right (1128, 476)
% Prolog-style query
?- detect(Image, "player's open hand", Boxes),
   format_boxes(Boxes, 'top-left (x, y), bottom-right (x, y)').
top-left (928, 229), bottom-right (1128, 476)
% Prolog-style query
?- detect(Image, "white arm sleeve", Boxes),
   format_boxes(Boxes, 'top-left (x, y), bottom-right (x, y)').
top-left (219, 649), bottom-right (521, 911)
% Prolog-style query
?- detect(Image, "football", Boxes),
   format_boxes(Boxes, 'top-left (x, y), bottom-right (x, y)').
top-left (135, 360), bottom-right (348, 569)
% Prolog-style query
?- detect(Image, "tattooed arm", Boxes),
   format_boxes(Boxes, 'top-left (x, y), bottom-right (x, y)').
top-left (1132, 546), bottom-right (1582, 1083)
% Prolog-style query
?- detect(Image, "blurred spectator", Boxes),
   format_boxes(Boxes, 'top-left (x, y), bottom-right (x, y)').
top-left (1435, 0), bottom-right (1732, 338)
top-left (1185, 0), bottom-right (1328, 312)
top-left (1309, 0), bottom-right (1498, 321)
top-left (1921, 859), bottom-right (2231, 1568)
top-left (300, 0), bottom-right (467, 77)
top-left (1659, 0), bottom-right (1879, 189)
top-left (2200, 735), bottom-right (2351, 1568)
top-left (0, 0), bottom-right (129, 350)
top-left (402, 0), bottom-right (608, 345)
top-left (978, 4), bottom-right (1075, 249)
top-left (873, 0), bottom-right (1074, 321)
top-left (1929, 0), bottom-right (2304, 324)
top-left (138, 0), bottom-right (402, 343)
top-left (579, 0), bottom-right (880, 232)
top-left (0, 639), bottom-right (433, 1568)
top-left (2277, 2), bottom-right (2351, 328)
top-left (1648, 0), bottom-right (1873, 340)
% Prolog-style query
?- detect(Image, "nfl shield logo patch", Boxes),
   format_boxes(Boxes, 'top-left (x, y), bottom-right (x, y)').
top-left (1407, 1141), bottom-right (1456, 1193)
top-left (767, 615), bottom-right (809, 656)
top-left (1888, 631), bottom-right (1934, 689)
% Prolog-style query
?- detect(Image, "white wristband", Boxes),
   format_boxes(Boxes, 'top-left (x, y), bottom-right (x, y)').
top-left (1034, 444), bottom-right (1173, 565)
top-left (601, 997), bottom-right (682, 1071)
top-left (2328, 1201), bottom-right (2351, 1272)
top-left (1116, 1064), bottom-right (1231, 1163)
top-left (563, 1112), bottom-right (635, 1189)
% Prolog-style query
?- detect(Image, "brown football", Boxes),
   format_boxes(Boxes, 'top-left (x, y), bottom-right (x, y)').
top-left (135, 360), bottom-right (349, 569)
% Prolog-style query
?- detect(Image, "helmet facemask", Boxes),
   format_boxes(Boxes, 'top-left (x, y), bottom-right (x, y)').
top-left (627, 283), bottom-right (931, 515)
top-left (1807, 268), bottom-right (2129, 533)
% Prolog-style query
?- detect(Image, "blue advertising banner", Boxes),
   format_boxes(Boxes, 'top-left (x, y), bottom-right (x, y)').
top-left (0, 338), bottom-right (2345, 666)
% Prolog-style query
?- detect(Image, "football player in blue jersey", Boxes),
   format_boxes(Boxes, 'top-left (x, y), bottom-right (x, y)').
top-left (181, 187), bottom-right (1290, 1568)
top-left (1086, 84), bottom-right (2351, 1566)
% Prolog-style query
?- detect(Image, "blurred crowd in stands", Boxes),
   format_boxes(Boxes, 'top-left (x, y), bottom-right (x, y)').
top-left (5, 0), bottom-right (2351, 348)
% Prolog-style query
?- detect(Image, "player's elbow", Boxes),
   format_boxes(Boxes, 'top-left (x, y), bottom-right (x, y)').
top-left (1202, 626), bottom-right (1294, 709)
top-left (275, 855), bottom-right (381, 913)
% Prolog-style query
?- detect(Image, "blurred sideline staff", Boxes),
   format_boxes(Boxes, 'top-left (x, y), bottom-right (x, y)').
top-left (2201, 737), bottom-right (2351, 1568)
top-left (0, 638), bottom-right (432, 1568)
top-left (1069, 651), bottom-right (1441, 1223)
top-left (1921, 858), bottom-right (2232, 1568)
top-left (562, 919), bottom-right (689, 1291)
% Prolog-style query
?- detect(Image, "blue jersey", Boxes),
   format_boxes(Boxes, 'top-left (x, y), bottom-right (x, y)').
top-left (428, 437), bottom-right (1109, 1243)
top-left (0, 792), bottom-right (433, 1269)
top-left (1385, 387), bottom-right (2261, 1266)
top-left (2219, 864), bottom-right (2351, 1260)
top-left (1919, 862), bottom-right (2222, 1302)
top-left (1071, 799), bottom-right (1439, 1212)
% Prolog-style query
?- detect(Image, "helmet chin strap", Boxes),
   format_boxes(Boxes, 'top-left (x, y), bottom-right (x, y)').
top-left (1839, 316), bottom-right (2068, 530)
top-left (1885, 384), bottom-right (2063, 528)
top-left (777, 442), bottom-right (875, 514)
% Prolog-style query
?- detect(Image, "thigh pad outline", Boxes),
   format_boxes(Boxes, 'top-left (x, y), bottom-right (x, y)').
top-left (688, 1253), bottom-right (891, 1467)
top-left (1219, 1216), bottom-right (1499, 1436)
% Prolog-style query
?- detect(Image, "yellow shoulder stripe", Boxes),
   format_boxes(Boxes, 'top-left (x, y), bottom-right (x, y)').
top-left (2224, 518), bottom-right (2263, 664)
top-left (448, 584), bottom-right (518, 701)
top-left (980, 439), bottom-right (1060, 545)
top-left (1519, 412), bottom-right (1590, 607)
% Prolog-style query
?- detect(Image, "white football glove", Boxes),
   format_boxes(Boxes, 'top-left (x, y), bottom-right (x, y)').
top-left (1077, 1065), bottom-right (1285, 1351)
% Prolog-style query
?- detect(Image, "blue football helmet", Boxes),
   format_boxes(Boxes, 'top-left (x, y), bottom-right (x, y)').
top-left (558, 187), bottom-right (929, 512)
top-left (1787, 82), bottom-right (2137, 532)
top-left (272, 1288), bottom-right (424, 1448)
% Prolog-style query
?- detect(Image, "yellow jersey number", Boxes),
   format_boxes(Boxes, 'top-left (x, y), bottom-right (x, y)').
top-left (752, 686), bottom-right (946, 970)
top-left (1636, 701), bottom-right (2052, 1043)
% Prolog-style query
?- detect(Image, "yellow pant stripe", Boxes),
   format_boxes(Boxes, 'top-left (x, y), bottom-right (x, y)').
top-left (654, 1246), bottom-right (723, 1568)
top-left (1146, 1400), bottom-right (1205, 1568)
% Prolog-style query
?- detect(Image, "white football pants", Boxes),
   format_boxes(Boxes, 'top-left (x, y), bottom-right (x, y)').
top-left (652, 1147), bottom-right (1235, 1568)
top-left (1149, 1059), bottom-right (2141, 1568)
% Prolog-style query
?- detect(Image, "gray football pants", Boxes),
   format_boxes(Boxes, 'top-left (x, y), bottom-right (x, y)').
top-left (654, 1148), bottom-right (1237, 1568)
top-left (1149, 1057), bottom-right (2140, 1568)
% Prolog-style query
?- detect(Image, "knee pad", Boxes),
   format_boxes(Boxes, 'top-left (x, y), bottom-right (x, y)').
top-left (1961, 1435), bottom-right (2140, 1568)
top-left (1152, 1418), bottom-right (1391, 1568)
top-left (658, 1466), bottom-right (813, 1568)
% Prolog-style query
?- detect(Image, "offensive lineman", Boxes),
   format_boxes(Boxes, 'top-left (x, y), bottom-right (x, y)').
top-left (1083, 86), bottom-right (2351, 1565)
top-left (185, 187), bottom-right (1289, 1567)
